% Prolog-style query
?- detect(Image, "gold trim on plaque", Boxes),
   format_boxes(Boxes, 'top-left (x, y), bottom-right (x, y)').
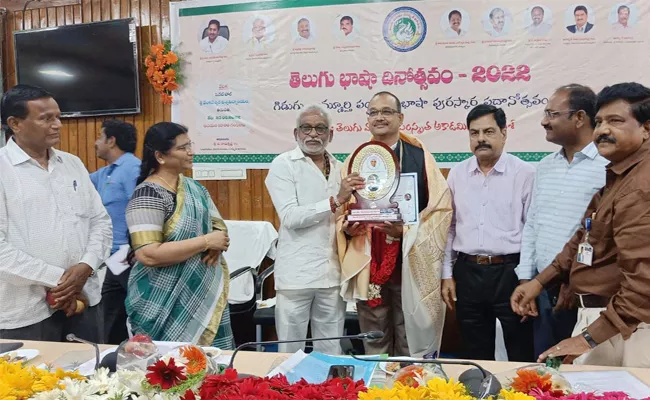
top-left (351, 144), bottom-right (397, 201)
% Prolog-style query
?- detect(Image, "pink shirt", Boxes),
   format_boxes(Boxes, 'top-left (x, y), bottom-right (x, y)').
top-left (442, 153), bottom-right (535, 279)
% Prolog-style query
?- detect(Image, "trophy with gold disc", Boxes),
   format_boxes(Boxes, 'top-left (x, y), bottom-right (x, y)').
top-left (346, 141), bottom-right (402, 223)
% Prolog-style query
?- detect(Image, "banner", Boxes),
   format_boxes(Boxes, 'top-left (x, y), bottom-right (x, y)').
top-left (170, 0), bottom-right (650, 167)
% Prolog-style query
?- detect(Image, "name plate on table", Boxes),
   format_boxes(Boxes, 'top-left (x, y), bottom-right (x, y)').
top-left (346, 141), bottom-right (402, 223)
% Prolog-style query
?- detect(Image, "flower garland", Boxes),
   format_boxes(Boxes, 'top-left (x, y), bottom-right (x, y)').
top-left (145, 40), bottom-right (183, 105)
top-left (368, 230), bottom-right (400, 307)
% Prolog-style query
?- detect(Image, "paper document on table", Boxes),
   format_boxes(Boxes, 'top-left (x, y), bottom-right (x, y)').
top-left (269, 351), bottom-right (378, 384)
top-left (562, 371), bottom-right (650, 399)
top-left (105, 244), bottom-right (131, 275)
top-left (266, 350), bottom-right (309, 377)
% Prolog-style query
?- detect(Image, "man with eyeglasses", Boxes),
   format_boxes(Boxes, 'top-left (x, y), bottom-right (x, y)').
top-left (513, 82), bottom-right (650, 367)
top-left (248, 17), bottom-right (268, 51)
top-left (441, 104), bottom-right (536, 361)
top-left (515, 84), bottom-right (607, 359)
top-left (337, 91), bottom-right (452, 357)
top-left (265, 105), bottom-right (363, 354)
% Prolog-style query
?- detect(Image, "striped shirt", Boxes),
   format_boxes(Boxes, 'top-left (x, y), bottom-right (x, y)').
top-left (515, 142), bottom-right (608, 280)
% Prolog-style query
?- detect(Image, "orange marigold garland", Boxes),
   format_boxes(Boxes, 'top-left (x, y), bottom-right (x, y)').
top-left (145, 40), bottom-right (183, 105)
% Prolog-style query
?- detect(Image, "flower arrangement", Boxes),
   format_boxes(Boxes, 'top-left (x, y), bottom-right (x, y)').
top-left (144, 40), bottom-right (183, 105)
top-left (3, 341), bottom-right (648, 400)
top-left (0, 358), bottom-right (84, 399)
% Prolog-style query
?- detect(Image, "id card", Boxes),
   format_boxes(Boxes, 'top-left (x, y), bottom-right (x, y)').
top-left (577, 242), bottom-right (593, 266)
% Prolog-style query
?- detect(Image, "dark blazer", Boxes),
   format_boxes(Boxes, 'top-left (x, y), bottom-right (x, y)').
top-left (566, 22), bottom-right (594, 33)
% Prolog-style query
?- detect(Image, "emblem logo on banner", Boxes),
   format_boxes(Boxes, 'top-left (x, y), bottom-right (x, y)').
top-left (383, 6), bottom-right (427, 52)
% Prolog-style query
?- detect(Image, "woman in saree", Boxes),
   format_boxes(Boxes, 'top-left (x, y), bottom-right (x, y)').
top-left (125, 122), bottom-right (234, 348)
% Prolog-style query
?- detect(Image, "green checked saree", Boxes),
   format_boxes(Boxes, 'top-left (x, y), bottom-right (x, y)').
top-left (125, 175), bottom-right (234, 348)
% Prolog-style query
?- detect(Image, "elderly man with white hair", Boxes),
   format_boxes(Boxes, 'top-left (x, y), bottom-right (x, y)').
top-left (265, 105), bottom-right (364, 354)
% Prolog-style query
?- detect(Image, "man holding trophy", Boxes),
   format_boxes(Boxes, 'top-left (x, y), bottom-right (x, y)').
top-left (336, 91), bottom-right (453, 357)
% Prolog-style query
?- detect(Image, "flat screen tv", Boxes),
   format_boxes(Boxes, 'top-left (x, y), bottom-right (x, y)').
top-left (14, 18), bottom-right (140, 117)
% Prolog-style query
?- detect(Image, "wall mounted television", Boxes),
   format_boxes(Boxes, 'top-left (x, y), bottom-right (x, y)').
top-left (14, 18), bottom-right (140, 118)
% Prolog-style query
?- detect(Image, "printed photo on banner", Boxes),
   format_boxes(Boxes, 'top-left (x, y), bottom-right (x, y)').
top-left (565, 4), bottom-right (596, 34)
top-left (333, 14), bottom-right (360, 41)
top-left (243, 14), bottom-right (275, 52)
top-left (482, 6), bottom-right (513, 37)
top-left (524, 4), bottom-right (554, 36)
top-left (608, 3), bottom-right (636, 31)
top-left (199, 18), bottom-right (229, 54)
top-left (293, 16), bottom-right (315, 44)
top-left (440, 8), bottom-right (470, 38)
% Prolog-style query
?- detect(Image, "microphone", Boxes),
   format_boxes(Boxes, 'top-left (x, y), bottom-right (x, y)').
top-left (66, 333), bottom-right (101, 371)
top-left (226, 331), bottom-right (384, 371)
top-left (351, 355), bottom-right (501, 399)
top-left (98, 351), bottom-right (118, 372)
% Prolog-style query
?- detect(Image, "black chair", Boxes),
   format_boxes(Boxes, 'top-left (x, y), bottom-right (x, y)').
top-left (228, 263), bottom-right (273, 346)
top-left (250, 266), bottom-right (363, 353)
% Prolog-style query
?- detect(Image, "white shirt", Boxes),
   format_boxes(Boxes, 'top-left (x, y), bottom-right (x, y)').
top-left (247, 37), bottom-right (269, 51)
top-left (0, 138), bottom-right (112, 329)
top-left (200, 36), bottom-right (228, 54)
top-left (516, 143), bottom-right (607, 280)
top-left (612, 22), bottom-right (631, 31)
top-left (526, 22), bottom-right (552, 36)
top-left (295, 35), bottom-right (313, 44)
top-left (445, 26), bottom-right (466, 38)
top-left (265, 146), bottom-right (341, 290)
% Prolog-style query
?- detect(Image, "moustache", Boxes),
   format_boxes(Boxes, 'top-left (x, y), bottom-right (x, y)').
top-left (304, 138), bottom-right (323, 145)
top-left (596, 135), bottom-right (616, 144)
top-left (475, 143), bottom-right (492, 150)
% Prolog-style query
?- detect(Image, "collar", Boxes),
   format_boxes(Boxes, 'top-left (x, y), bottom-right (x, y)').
top-left (5, 137), bottom-right (62, 166)
top-left (468, 153), bottom-right (508, 174)
top-left (288, 145), bottom-right (335, 163)
top-left (608, 139), bottom-right (650, 176)
top-left (554, 142), bottom-right (599, 161)
top-left (112, 152), bottom-right (135, 167)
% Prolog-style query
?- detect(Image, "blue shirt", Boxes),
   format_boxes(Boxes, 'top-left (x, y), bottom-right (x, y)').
top-left (90, 152), bottom-right (141, 255)
top-left (515, 142), bottom-right (608, 280)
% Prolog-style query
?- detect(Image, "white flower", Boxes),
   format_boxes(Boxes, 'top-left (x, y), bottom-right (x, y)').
top-left (89, 368), bottom-right (115, 394)
top-left (116, 370), bottom-right (147, 393)
top-left (32, 389), bottom-right (64, 400)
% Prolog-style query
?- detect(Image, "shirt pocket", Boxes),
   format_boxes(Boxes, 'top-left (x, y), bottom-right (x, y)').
top-left (101, 180), bottom-right (124, 207)
top-left (488, 197), bottom-right (517, 232)
top-left (54, 175), bottom-right (89, 218)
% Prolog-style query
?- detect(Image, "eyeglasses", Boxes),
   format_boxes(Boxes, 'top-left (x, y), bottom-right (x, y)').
top-left (366, 108), bottom-right (400, 118)
top-left (298, 125), bottom-right (329, 135)
top-left (544, 109), bottom-right (576, 119)
top-left (174, 141), bottom-right (194, 152)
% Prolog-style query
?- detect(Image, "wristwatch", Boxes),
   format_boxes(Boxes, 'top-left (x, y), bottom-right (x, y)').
top-left (581, 330), bottom-right (598, 349)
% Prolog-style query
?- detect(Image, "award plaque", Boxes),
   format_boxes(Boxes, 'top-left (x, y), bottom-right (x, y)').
top-left (346, 141), bottom-right (402, 223)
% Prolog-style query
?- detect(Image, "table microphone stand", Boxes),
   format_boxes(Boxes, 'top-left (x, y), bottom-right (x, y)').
top-left (351, 355), bottom-right (502, 399)
top-left (227, 331), bottom-right (384, 372)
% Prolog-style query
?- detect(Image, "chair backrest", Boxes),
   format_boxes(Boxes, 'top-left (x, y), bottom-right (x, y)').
top-left (223, 220), bottom-right (278, 304)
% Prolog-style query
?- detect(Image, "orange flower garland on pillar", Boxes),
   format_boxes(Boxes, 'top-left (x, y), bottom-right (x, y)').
top-left (145, 40), bottom-right (183, 105)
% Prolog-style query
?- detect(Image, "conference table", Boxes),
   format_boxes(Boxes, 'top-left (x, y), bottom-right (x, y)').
top-left (2, 339), bottom-right (650, 388)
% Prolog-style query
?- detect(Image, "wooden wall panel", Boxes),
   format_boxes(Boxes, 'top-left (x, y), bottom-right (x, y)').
top-left (1, 0), bottom-right (451, 230)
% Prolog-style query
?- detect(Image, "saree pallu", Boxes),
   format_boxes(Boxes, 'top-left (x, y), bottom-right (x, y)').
top-left (126, 176), bottom-right (233, 348)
